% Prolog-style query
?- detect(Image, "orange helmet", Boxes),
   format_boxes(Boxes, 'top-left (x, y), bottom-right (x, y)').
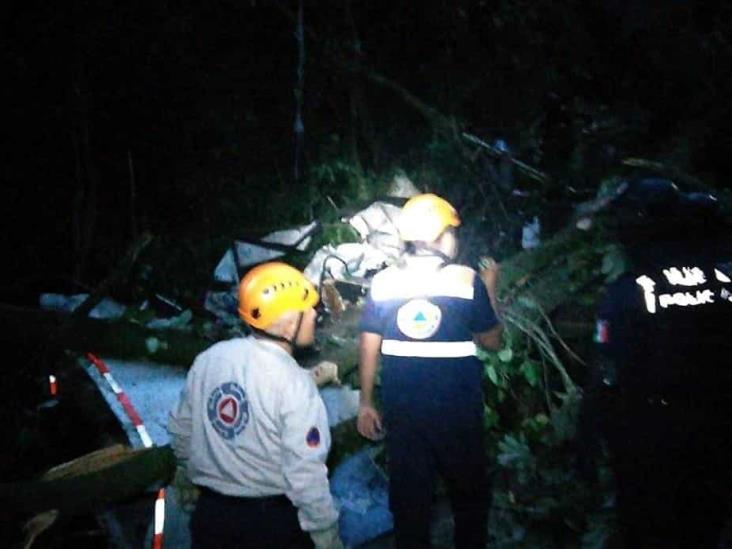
top-left (397, 193), bottom-right (461, 242)
top-left (238, 262), bottom-right (319, 330)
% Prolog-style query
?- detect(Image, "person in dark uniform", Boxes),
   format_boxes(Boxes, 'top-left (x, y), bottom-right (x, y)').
top-left (579, 178), bottom-right (732, 548)
top-left (357, 193), bottom-right (503, 548)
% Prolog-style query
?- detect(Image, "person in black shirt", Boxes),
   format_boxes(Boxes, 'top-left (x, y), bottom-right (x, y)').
top-left (579, 178), bottom-right (732, 547)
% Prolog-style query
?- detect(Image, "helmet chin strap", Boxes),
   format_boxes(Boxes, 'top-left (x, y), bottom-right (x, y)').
top-left (409, 242), bottom-right (454, 267)
top-left (253, 312), bottom-right (305, 349)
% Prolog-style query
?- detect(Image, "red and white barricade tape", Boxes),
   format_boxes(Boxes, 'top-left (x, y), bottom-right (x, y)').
top-left (152, 487), bottom-right (166, 549)
top-left (85, 353), bottom-right (165, 548)
top-left (48, 374), bottom-right (58, 397)
top-left (85, 352), bottom-right (154, 448)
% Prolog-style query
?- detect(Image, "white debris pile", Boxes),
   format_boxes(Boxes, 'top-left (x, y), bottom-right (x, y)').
top-left (205, 201), bottom-right (405, 323)
top-left (204, 221), bottom-right (319, 320)
top-left (304, 201), bottom-right (403, 288)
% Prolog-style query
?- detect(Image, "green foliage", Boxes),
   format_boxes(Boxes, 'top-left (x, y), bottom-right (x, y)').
top-left (308, 157), bottom-right (391, 212)
top-left (497, 433), bottom-right (536, 485)
top-left (305, 222), bottom-right (361, 262)
top-left (309, 160), bottom-right (370, 204)
top-left (320, 223), bottom-right (361, 245)
top-left (121, 304), bottom-right (157, 327)
top-left (479, 299), bottom-right (612, 546)
top-left (600, 244), bottom-right (629, 283)
top-left (520, 359), bottom-right (542, 388)
top-left (483, 405), bottom-right (500, 431)
top-left (423, 138), bottom-right (472, 191)
top-left (550, 391), bottom-right (581, 443)
top-left (489, 406), bottom-right (615, 547)
top-left (144, 336), bottom-right (168, 355)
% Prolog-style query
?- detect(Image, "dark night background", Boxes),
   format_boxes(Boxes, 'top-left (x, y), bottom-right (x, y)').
top-left (2, 3), bottom-right (732, 546)
top-left (3, 0), bottom-right (731, 301)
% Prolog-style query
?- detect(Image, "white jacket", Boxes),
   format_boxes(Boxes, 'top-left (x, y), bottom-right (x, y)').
top-left (168, 336), bottom-right (338, 532)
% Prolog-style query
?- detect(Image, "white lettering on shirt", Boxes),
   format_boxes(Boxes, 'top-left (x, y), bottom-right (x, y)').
top-left (636, 275), bottom-right (657, 314)
top-left (715, 269), bottom-right (731, 283)
top-left (636, 267), bottom-right (728, 313)
top-left (662, 266), bottom-right (706, 286)
top-left (721, 288), bottom-right (732, 302)
top-left (658, 289), bottom-right (715, 309)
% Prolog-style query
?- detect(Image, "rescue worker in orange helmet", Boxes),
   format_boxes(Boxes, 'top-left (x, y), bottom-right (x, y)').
top-left (169, 262), bottom-right (343, 549)
top-left (358, 193), bottom-right (503, 548)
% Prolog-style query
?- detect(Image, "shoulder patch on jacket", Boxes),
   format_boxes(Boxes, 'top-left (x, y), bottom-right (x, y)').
top-left (306, 426), bottom-right (321, 448)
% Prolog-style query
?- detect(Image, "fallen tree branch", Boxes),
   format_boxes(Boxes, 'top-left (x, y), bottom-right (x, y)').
top-left (0, 303), bottom-right (209, 367)
top-left (1, 445), bottom-right (175, 517)
top-left (30, 232), bottom-right (156, 373)
top-left (463, 132), bottom-right (549, 184)
top-left (621, 158), bottom-right (713, 193)
top-left (70, 232), bottom-right (154, 321)
top-left (534, 301), bottom-right (586, 366)
top-left (504, 309), bottom-right (578, 396)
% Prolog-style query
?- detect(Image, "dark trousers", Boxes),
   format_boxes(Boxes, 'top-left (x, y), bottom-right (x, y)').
top-left (190, 487), bottom-right (313, 549)
top-left (610, 410), bottom-right (732, 548)
top-left (385, 409), bottom-right (490, 549)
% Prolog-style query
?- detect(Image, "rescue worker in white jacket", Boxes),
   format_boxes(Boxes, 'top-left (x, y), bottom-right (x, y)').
top-left (168, 262), bottom-right (342, 549)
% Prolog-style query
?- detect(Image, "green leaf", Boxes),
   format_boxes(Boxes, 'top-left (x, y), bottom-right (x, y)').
top-left (521, 413), bottom-right (551, 439)
top-left (476, 348), bottom-right (492, 363)
top-left (145, 337), bottom-right (169, 354)
top-left (600, 245), bottom-right (628, 282)
top-left (498, 348), bottom-right (514, 362)
top-left (551, 391), bottom-right (582, 441)
top-left (145, 337), bottom-right (161, 354)
top-left (483, 405), bottom-right (499, 430)
top-left (520, 360), bottom-right (541, 387)
top-left (486, 365), bottom-right (499, 385)
top-left (123, 306), bottom-right (156, 326)
top-left (496, 433), bottom-right (536, 484)
top-left (517, 295), bottom-right (538, 309)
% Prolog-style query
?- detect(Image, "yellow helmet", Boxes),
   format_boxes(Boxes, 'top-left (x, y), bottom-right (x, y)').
top-left (397, 193), bottom-right (461, 242)
top-left (238, 262), bottom-right (319, 330)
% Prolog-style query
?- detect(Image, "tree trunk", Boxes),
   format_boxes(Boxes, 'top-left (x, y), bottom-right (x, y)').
top-left (0, 445), bottom-right (175, 517)
top-left (0, 303), bottom-right (210, 368)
